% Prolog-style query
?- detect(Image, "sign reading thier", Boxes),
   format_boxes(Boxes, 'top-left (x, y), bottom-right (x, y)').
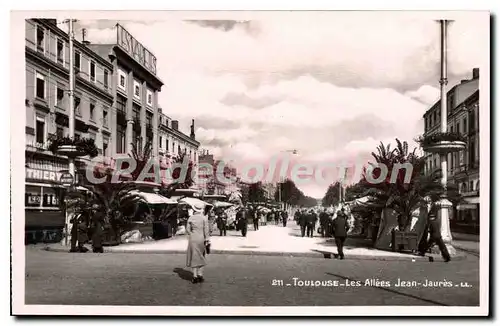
top-left (116, 24), bottom-right (157, 75)
top-left (26, 168), bottom-right (63, 182)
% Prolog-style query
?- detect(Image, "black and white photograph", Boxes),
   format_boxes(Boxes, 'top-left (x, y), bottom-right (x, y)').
top-left (10, 9), bottom-right (490, 316)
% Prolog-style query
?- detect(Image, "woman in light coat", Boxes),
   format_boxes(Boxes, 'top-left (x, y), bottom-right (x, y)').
top-left (186, 203), bottom-right (210, 283)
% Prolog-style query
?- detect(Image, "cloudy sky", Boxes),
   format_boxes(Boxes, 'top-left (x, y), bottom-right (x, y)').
top-left (72, 13), bottom-right (487, 198)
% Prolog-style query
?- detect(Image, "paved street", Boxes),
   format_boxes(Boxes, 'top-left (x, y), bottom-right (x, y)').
top-left (25, 247), bottom-right (480, 306)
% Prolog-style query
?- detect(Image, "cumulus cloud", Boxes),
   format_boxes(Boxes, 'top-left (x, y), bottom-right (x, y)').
top-left (76, 12), bottom-right (487, 197)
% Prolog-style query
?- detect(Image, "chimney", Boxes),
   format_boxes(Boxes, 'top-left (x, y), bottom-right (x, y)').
top-left (472, 68), bottom-right (479, 80)
top-left (82, 28), bottom-right (91, 46)
top-left (190, 119), bottom-right (196, 139)
top-left (171, 120), bottom-right (179, 130)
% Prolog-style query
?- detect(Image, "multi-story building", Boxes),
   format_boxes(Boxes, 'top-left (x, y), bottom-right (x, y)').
top-left (158, 115), bottom-right (199, 165)
top-left (197, 151), bottom-right (237, 196)
top-left (157, 114), bottom-right (200, 187)
top-left (422, 68), bottom-right (480, 233)
top-left (25, 19), bottom-right (114, 228)
top-left (87, 24), bottom-right (163, 158)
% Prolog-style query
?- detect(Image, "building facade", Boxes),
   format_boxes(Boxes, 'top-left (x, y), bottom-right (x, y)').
top-left (25, 19), bottom-right (114, 229)
top-left (422, 68), bottom-right (480, 233)
top-left (87, 24), bottom-right (163, 159)
top-left (197, 151), bottom-right (237, 196)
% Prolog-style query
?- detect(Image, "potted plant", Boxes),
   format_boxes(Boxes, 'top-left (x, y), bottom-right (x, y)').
top-left (48, 135), bottom-right (99, 158)
top-left (416, 132), bottom-right (467, 154)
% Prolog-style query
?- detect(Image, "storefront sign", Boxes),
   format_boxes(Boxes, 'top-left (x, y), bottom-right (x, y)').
top-left (117, 24), bottom-right (157, 75)
top-left (26, 168), bottom-right (63, 182)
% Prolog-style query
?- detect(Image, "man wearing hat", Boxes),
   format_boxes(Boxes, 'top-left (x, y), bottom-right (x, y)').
top-left (332, 207), bottom-right (349, 259)
top-left (236, 206), bottom-right (248, 237)
top-left (418, 204), bottom-right (451, 262)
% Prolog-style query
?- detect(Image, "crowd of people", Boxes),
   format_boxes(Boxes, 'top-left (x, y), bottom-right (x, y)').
top-left (208, 205), bottom-right (290, 238)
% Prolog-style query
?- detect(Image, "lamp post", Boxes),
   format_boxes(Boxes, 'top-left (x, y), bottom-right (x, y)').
top-left (436, 19), bottom-right (456, 255)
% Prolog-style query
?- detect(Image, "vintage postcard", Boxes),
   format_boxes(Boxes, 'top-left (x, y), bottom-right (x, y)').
top-left (11, 10), bottom-right (490, 316)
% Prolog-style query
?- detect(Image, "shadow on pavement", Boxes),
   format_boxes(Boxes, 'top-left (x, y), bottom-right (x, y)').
top-left (173, 268), bottom-right (193, 282)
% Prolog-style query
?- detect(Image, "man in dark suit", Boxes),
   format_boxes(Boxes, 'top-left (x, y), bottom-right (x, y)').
top-left (253, 209), bottom-right (260, 231)
top-left (306, 210), bottom-right (317, 238)
top-left (299, 210), bottom-right (307, 237)
top-left (237, 207), bottom-right (248, 237)
top-left (418, 205), bottom-right (451, 262)
top-left (218, 210), bottom-right (228, 236)
top-left (332, 207), bottom-right (349, 259)
top-left (319, 209), bottom-right (329, 237)
top-left (282, 210), bottom-right (288, 227)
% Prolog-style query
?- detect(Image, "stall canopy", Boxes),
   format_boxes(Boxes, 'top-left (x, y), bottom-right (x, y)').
top-left (178, 197), bottom-right (213, 209)
top-left (212, 201), bottom-right (234, 208)
top-left (129, 190), bottom-right (177, 205)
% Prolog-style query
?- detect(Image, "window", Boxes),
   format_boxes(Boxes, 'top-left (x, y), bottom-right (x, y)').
top-left (104, 70), bottom-right (108, 89)
top-left (117, 125), bottom-right (125, 154)
top-left (90, 102), bottom-right (95, 121)
top-left (117, 95), bottom-right (127, 113)
top-left (56, 39), bottom-right (64, 64)
top-left (35, 72), bottom-right (45, 99)
top-left (56, 87), bottom-right (64, 107)
top-left (456, 122), bottom-right (460, 134)
top-left (159, 136), bottom-right (163, 148)
top-left (469, 139), bottom-right (475, 166)
top-left (74, 97), bottom-right (81, 116)
top-left (132, 103), bottom-right (141, 123)
top-left (146, 112), bottom-right (153, 128)
top-left (90, 61), bottom-right (96, 82)
top-left (147, 90), bottom-right (153, 106)
top-left (433, 111), bottom-right (436, 125)
top-left (103, 109), bottom-right (108, 127)
top-left (56, 126), bottom-right (64, 138)
top-left (463, 117), bottom-right (467, 133)
top-left (74, 51), bottom-right (81, 72)
top-left (35, 116), bottom-right (45, 144)
top-left (103, 138), bottom-right (109, 157)
top-left (36, 25), bottom-right (45, 53)
top-left (166, 139), bottom-right (169, 152)
top-left (118, 69), bottom-right (126, 90)
top-left (134, 80), bottom-right (141, 99)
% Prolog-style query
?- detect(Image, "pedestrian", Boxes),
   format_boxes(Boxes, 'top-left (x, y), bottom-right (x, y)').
top-left (306, 210), bottom-right (316, 237)
top-left (253, 210), bottom-right (260, 231)
top-left (236, 207), bottom-right (248, 237)
top-left (299, 210), bottom-right (307, 237)
top-left (282, 210), bottom-right (288, 227)
top-left (91, 205), bottom-right (104, 253)
top-left (319, 209), bottom-right (329, 237)
top-left (332, 207), bottom-right (349, 259)
top-left (186, 203), bottom-right (210, 284)
top-left (418, 204), bottom-right (451, 262)
top-left (217, 210), bottom-right (228, 236)
top-left (76, 212), bottom-right (89, 252)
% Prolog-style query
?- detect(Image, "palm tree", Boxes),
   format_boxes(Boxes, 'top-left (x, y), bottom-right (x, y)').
top-left (129, 140), bottom-right (154, 182)
top-left (160, 152), bottom-right (196, 197)
top-left (361, 138), bottom-right (448, 230)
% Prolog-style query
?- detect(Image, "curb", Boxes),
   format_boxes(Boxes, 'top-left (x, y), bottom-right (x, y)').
top-left (42, 246), bottom-right (466, 262)
top-left (454, 245), bottom-right (480, 256)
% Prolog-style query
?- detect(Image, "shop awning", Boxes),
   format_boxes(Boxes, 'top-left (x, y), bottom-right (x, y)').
top-left (129, 190), bottom-right (177, 205)
top-left (457, 197), bottom-right (479, 210)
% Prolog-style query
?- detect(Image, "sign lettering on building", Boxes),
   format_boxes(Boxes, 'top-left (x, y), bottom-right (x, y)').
top-left (116, 24), bottom-right (157, 75)
top-left (26, 168), bottom-right (63, 182)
